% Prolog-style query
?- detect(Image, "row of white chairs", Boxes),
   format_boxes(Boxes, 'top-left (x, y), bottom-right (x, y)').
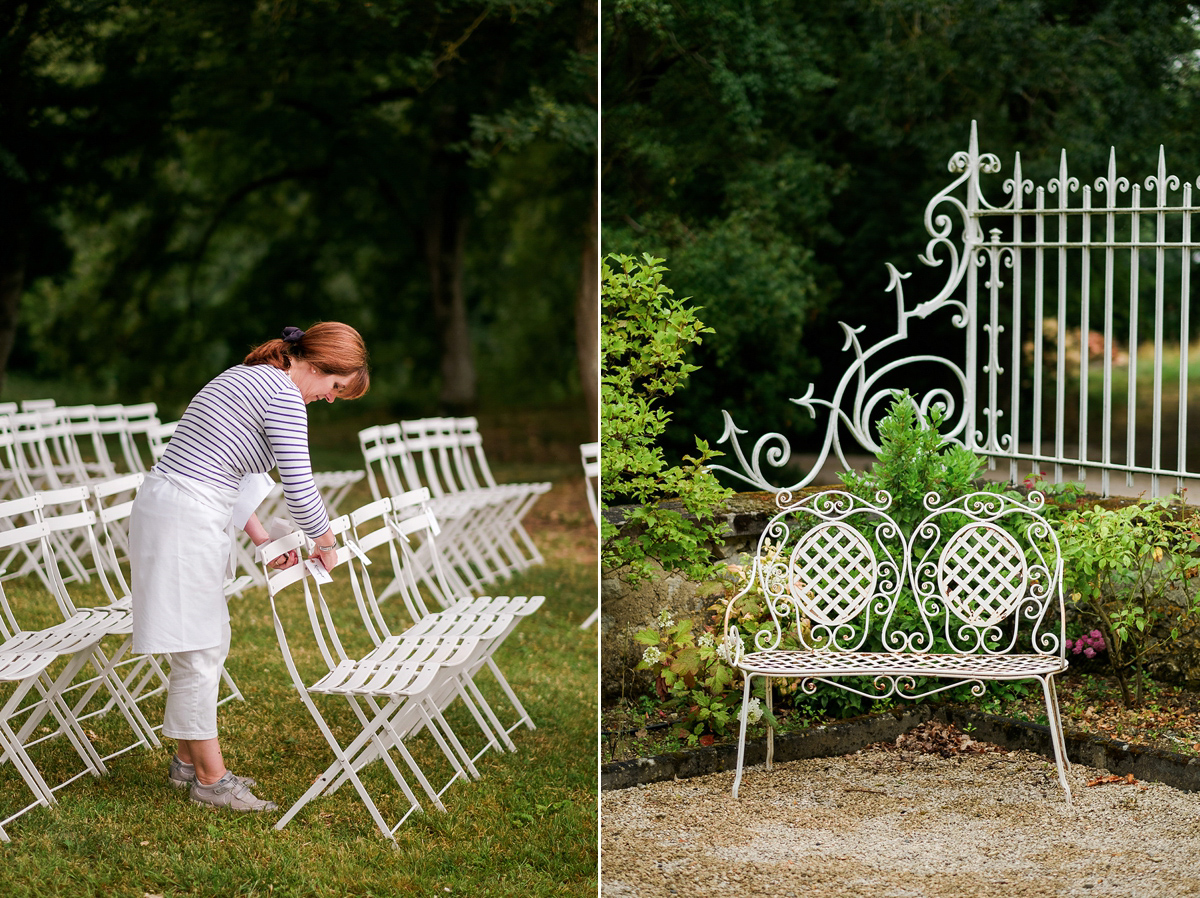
top-left (0, 479), bottom-right (173, 839)
top-left (359, 418), bottom-right (550, 604)
top-left (0, 401), bottom-right (364, 588)
top-left (0, 399), bottom-right (163, 499)
top-left (0, 473), bottom-right (542, 842)
top-left (260, 486), bottom-right (543, 843)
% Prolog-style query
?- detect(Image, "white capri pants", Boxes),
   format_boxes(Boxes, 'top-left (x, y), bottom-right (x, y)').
top-left (161, 622), bottom-right (232, 741)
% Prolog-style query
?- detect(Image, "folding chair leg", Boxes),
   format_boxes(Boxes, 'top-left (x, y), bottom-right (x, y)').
top-left (447, 678), bottom-right (505, 764)
top-left (483, 656), bottom-right (536, 734)
top-left (0, 680), bottom-right (64, 809)
top-left (64, 641), bottom-right (160, 754)
top-left (217, 665), bottom-right (245, 705)
top-left (460, 673), bottom-right (518, 753)
top-left (12, 653), bottom-right (110, 780)
top-left (422, 699), bottom-right (483, 781)
top-left (276, 694), bottom-right (427, 843)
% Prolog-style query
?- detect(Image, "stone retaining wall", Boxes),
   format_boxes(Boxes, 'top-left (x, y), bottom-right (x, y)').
top-left (600, 491), bottom-right (782, 703)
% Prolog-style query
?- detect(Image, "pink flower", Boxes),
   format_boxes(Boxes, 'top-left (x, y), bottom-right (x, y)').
top-left (1083, 647), bottom-right (1096, 659)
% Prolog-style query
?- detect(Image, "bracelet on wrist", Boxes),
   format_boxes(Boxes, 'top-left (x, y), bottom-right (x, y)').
top-left (316, 542), bottom-right (336, 552)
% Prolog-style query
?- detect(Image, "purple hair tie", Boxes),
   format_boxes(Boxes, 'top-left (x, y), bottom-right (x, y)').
top-left (282, 326), bottom-right (305, 343)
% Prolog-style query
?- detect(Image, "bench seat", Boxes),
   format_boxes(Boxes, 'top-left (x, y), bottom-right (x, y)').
top-left (739, 650), bottom-right (1068, 680)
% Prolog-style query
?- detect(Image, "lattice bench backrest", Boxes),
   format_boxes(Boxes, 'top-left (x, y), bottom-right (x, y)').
top-left (909, 491), bottom-right (1065, 657)
top-left (723, 489), bottom-right (1065, 660)
top-left (725, 490), bottom-right (906, 656)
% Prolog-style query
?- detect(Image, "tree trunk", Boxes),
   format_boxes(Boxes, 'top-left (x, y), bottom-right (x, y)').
top-left (424, 175), bottom-right (476, 412)
top-left (0, 225), bottom-right (27, 397)
top-left (576, 181), bottom-right (599, 440)
top-left (576, 0), bottom-right (599, 440)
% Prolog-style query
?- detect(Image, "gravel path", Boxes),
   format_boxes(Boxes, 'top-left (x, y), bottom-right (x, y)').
top-left (601, 743), bottom-right (1200, 897)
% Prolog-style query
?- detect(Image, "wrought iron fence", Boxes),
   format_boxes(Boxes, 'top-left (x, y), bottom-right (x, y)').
top-left (715, 121), bottom-right (1200, 498)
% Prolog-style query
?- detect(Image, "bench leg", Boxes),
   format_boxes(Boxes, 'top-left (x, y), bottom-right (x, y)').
top-left (1039, 675), bottom-right (1073, 803)
top-left (732, 674), bottom-right (753, 799)
top-left (1045, 675), bottom-right (1070, 772)
top-left (765, 675), bottom-right (773, 772)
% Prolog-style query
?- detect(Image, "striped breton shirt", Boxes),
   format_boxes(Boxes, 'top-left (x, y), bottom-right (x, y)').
top-left (154, 364), bottom-right (330, 538)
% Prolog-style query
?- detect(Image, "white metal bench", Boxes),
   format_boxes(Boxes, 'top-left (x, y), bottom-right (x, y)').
top-left (722, 488), bottom-right (1072, 800)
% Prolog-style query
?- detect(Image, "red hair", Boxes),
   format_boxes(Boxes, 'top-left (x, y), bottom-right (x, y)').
top-left (244, 322), bottom-right (370, 399)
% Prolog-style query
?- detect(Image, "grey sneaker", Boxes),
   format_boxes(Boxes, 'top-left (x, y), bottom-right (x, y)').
top-left (170, 756), bottom-right (256, 790)
top-left (190, 771), bottom-right (277, 812)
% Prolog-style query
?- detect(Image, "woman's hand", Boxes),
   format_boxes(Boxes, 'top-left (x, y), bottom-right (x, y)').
top-left (269, 549), bottom-right (300, 570)
top-left (312, 543), bottom-right (338, 572)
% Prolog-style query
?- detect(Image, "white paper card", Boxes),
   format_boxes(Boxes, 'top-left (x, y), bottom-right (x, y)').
top-left (306, 559), bottom-right (333, 584)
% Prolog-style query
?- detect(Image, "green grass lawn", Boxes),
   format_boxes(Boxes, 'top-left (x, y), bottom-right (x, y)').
top-left (0, 474), bottom-right (598, 897)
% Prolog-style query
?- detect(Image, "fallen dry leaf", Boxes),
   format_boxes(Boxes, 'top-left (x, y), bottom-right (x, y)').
top-left (1086, 773), bottom-right (1137, 787)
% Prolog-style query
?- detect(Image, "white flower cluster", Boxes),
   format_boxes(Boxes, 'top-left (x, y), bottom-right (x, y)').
top-left (715, 634), bottom-right (740, 665)
top-left (744, 696), bottom-right (763, 725)
top-left (641, 646), bottom-right (663, 666)
top-left (657, 608), bottom-right (676, 628)
top-left (697, 633), bottom-right (715, 648)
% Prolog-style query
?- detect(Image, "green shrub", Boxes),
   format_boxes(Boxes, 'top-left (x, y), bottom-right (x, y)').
top-left (1059, 498), bottom-right (1200, 707)
top-left (600, 253), bottom-right (732, 583)
top-left (838, 389), bottom-right (992, 537)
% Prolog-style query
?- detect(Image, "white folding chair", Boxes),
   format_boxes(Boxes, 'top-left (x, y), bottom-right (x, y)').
top-left (350, 489), bottom-right (543, 742)
top-left (57, 405), bottom-right (121, 483)
top-left (359, 424), bottom-right (483, 601)
top-left (580, 441), bottom-right (600, 629)
top-left (344, 495), bottom-right (533, 755)
top-left (114, 403), bottom-right (161, 474)
top-left (400, 419), bottom-right (524, 584)
top-left (24, 487), bottom-right (161, 754)
top-left (0, 445), bottom-right (94, 590)
top-left (8, 410), bottom-right (66, 493)
top-left (89, 473), bottom-right (141, 576)
top-left (260, 526), bottom-right (497, 843)
top-left (0, 496), bottom-right (154, 782)
top-left (0, 640), bottom-right (110, 841)
top-left (451, 417), bottom-right (549, 569)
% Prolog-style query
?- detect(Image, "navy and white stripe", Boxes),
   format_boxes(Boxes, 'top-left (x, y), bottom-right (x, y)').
top-left (155, 365), bottom-right (331, 538)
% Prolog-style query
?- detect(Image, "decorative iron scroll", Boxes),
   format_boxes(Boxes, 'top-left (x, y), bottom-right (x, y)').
top-left (711, 120), bottom-right (1200, 496)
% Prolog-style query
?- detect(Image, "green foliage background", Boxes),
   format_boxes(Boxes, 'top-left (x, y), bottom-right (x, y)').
top-left (600, 253), bottom-right (731, 581)
top-left (4, 0), bottom-right (595, 417)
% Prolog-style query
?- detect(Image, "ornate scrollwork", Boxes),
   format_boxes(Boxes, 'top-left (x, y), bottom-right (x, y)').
top-left (712, 122), bottom-right (1005, 493)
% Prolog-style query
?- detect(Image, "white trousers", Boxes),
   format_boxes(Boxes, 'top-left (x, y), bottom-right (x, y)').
top-left (161, 622), bottom-right (232, 741)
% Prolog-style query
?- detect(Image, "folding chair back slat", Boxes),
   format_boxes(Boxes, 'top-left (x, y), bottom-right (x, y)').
top-left (115, 403), bottom-right (161, 473)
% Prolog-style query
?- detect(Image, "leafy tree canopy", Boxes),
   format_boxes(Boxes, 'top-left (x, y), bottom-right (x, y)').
top-left (4, 0), bottom-right (595, 414)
